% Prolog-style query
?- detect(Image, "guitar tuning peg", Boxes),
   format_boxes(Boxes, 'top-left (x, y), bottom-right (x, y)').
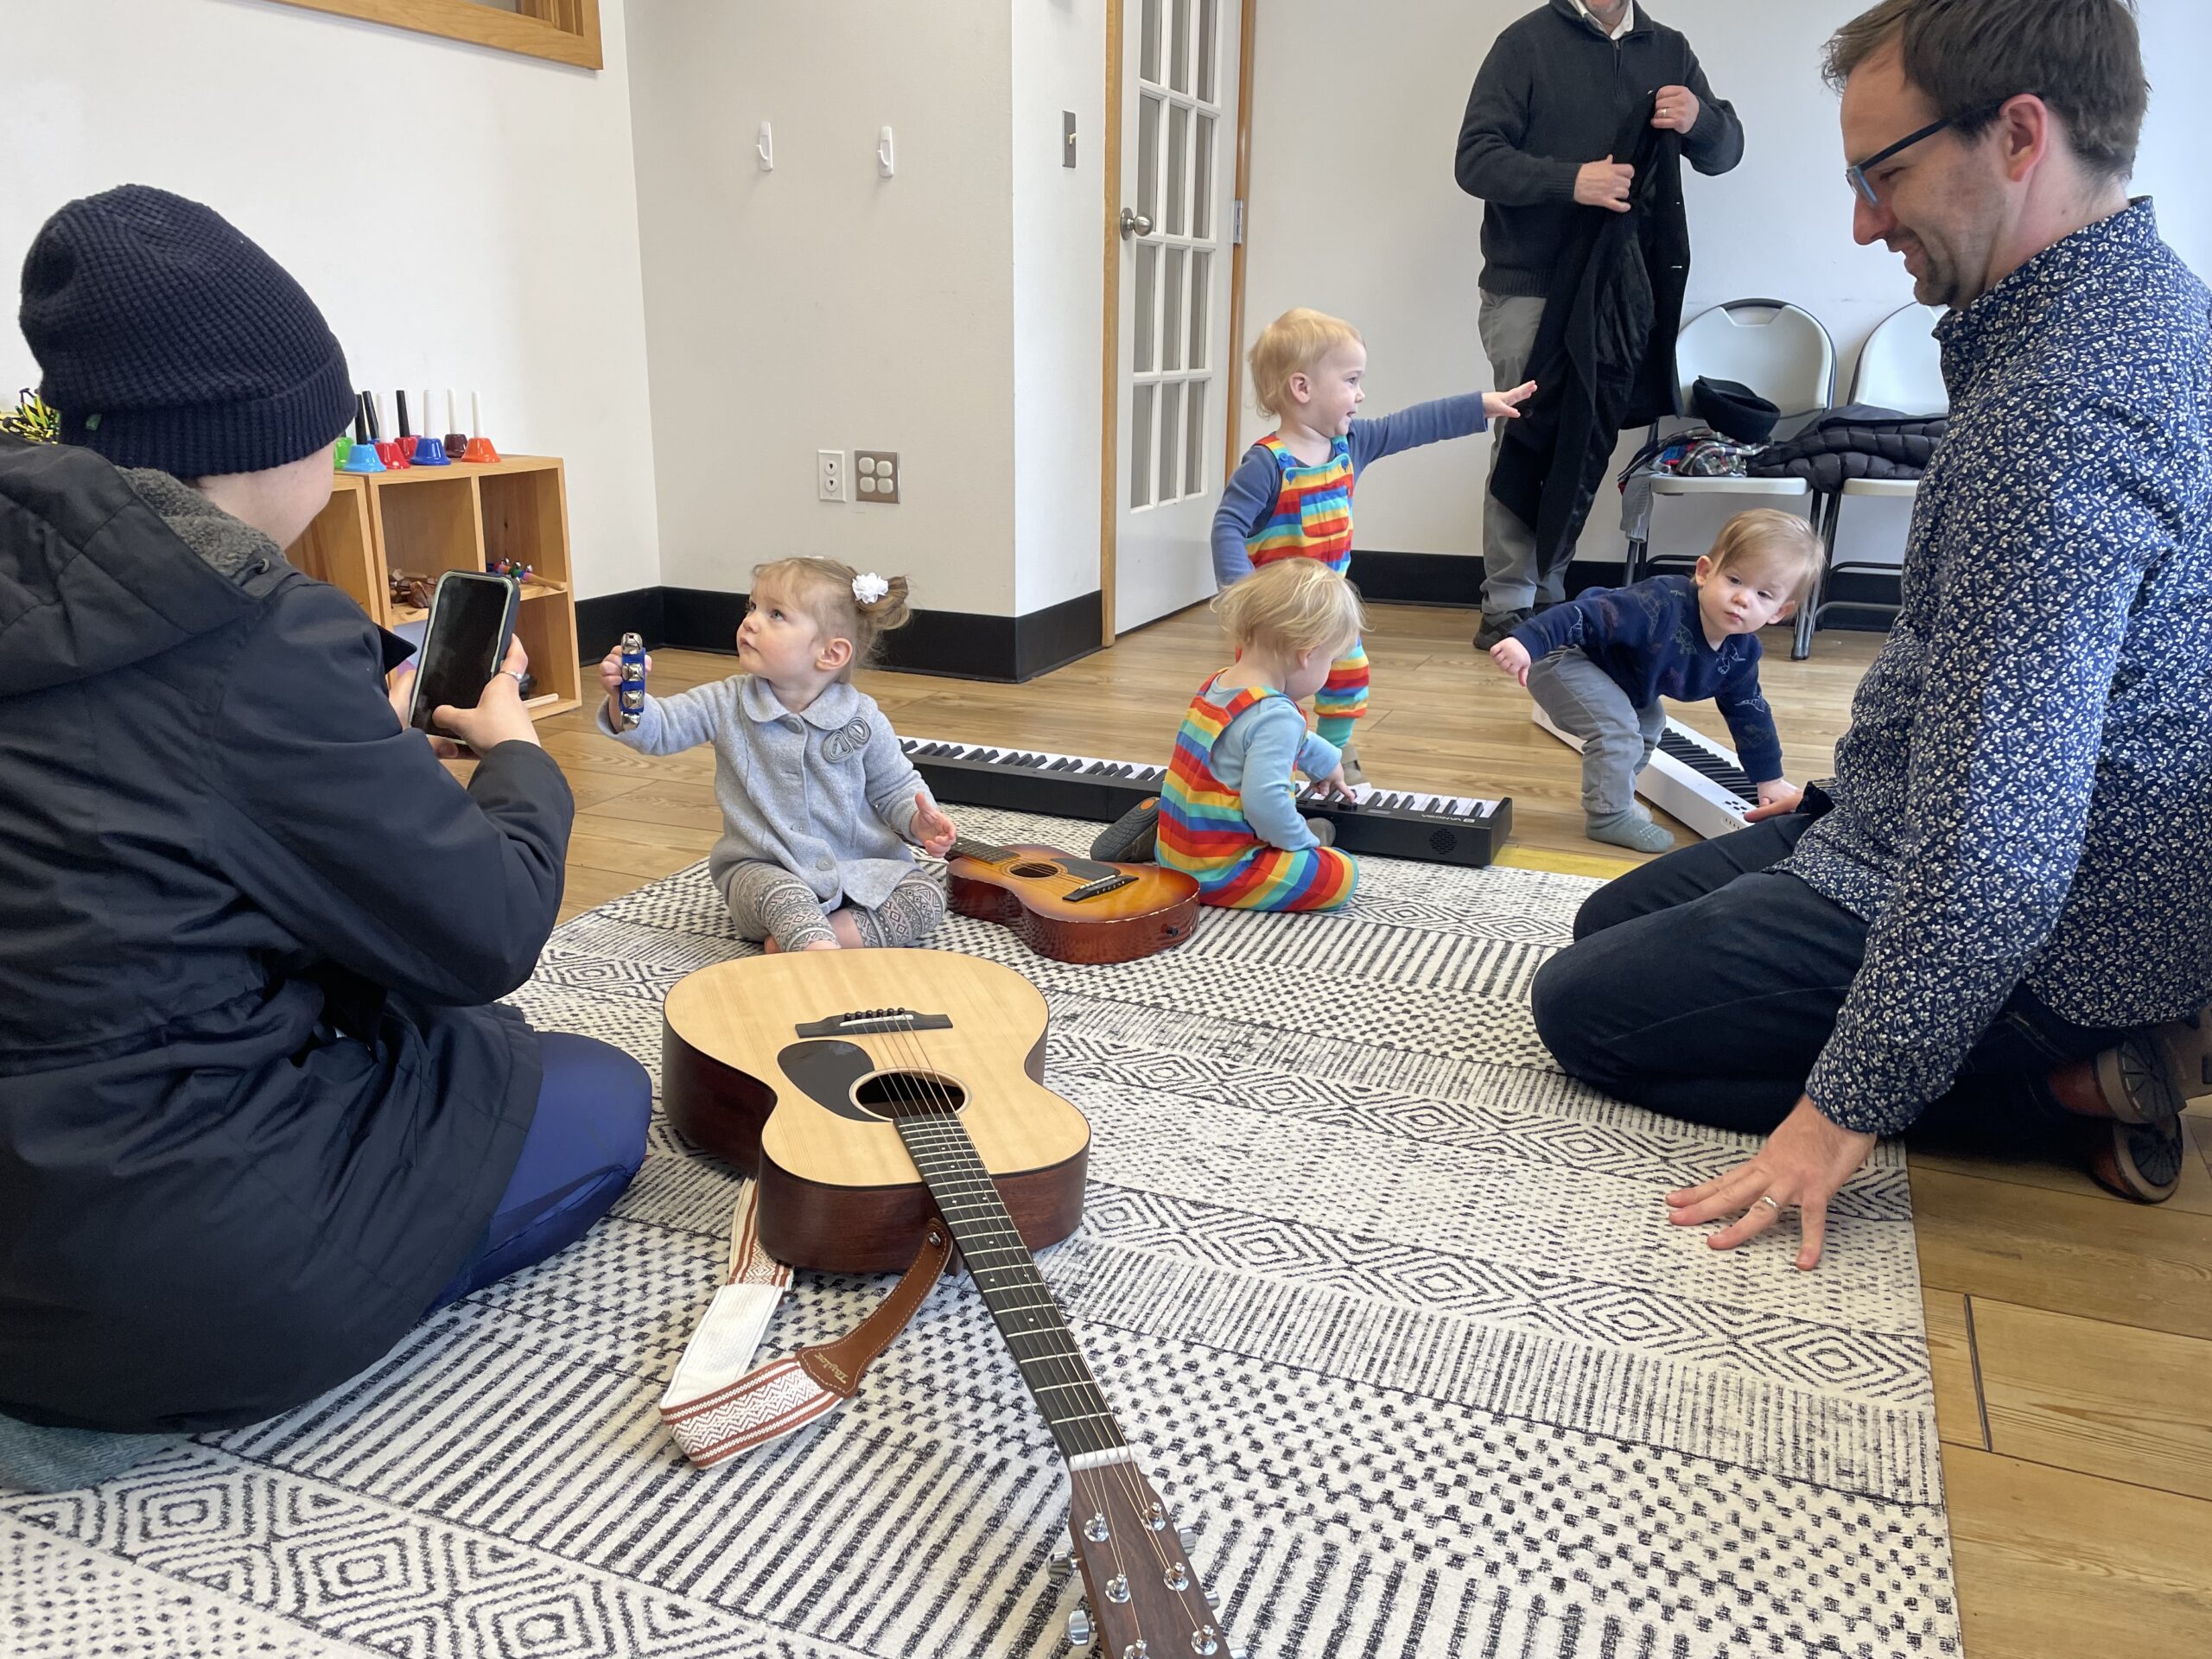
top-left (1066, 1608), bottom-right (1094, 1647)
top-left (1229, 1648), bottom-right (1247, 1659)
top-left (1177, 1526), bottom-right (1198, 1554)
top-left (1047, 1550), bottom-right (1072, 1585)
top-left (1203, 1588), bottom-right (1218, 1610)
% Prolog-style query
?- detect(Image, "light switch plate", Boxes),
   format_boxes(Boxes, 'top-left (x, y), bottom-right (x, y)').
top-left (855, 450), bottom-right (900, 504)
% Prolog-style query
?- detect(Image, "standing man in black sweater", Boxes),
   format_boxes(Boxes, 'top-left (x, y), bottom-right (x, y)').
top-left (1458, 0), bottom-right (1745, 648)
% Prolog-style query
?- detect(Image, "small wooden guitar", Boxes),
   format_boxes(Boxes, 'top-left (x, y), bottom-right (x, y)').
top-left (662, 950), bottom-right (1239, 1657)
top-left (947, 836), bottom-right (1199, 964)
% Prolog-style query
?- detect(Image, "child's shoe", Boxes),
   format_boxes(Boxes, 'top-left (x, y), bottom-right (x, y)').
top-left (1586, 807), bottom-right (1673, 854)
top-left (1091, 797), bottom-right (1160, 862)
top-left (1338, 746), bottom-right (1366, 787)
top-left (1304, 817), bottom-right (1337, 848)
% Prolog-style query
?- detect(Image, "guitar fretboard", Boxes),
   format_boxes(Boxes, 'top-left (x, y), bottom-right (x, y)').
top-left (891, 1108), bottom-right (1128, 1463)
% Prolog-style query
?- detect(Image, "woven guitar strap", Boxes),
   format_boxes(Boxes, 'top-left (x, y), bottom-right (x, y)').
top-left (659, 1181), bottom-right (953, 1468)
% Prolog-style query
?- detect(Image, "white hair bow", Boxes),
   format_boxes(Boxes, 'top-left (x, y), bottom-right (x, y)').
top-left (851, 572), bottom-right (889, 605)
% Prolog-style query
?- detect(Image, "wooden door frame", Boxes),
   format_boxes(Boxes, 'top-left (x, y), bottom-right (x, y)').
top-left (1098, 0), bottom-right (1255, 648)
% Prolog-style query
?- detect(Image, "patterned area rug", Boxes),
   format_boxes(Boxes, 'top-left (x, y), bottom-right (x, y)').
top-left (2, 807), bottom-right (1959, 1658)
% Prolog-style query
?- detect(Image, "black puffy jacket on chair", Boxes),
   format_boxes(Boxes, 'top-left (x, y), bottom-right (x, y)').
top-left (0, 437), bottom-right (573, 1432)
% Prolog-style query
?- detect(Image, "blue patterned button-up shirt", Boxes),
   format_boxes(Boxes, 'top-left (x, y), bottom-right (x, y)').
top-left (1781, 199), bottom-right (2212, 1135)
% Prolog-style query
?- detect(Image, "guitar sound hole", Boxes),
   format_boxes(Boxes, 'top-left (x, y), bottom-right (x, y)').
top-left (1007, 861), bottom-right (1060, 879)
top-left (853, 1070), bottom-right (969, 1122)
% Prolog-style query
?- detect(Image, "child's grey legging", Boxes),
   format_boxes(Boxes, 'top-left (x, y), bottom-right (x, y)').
top-left (721, 859), bottom-right (947, 952)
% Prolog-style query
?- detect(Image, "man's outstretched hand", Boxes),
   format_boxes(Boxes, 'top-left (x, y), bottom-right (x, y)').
top-left (1664, 1096), bottom-right (1876, 1271)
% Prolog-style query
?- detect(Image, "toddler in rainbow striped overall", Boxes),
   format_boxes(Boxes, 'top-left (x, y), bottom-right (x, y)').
top-left (1158, 560), bottom-right (1368, 912)
top-left (1211, 308), bottom-right (1535, 781)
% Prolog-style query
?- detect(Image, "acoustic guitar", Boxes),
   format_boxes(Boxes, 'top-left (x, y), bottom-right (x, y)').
top-left (662, 950), bottom-right (1241, 1658)
top-left (946, 835), bottom-right (1199, 964)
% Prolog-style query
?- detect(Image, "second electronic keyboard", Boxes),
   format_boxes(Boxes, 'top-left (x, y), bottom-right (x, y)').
top-left (900, 738), bottom-right (1512, 869)
top-left (1529, 705), bottom-right (1757, 841)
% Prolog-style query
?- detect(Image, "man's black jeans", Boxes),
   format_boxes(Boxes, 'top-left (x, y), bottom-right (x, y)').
top-left (1529, 813), bottom-right (2132, 1143)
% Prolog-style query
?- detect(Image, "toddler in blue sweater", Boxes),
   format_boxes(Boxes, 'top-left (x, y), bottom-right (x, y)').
top-left (1488, 509), bottom-right (1821, 852)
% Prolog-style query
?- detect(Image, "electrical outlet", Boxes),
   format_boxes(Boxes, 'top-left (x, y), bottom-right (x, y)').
top-left (855, 451), bottom-right (900, 504)
top-left (817, 448), bottom-right (845, 502)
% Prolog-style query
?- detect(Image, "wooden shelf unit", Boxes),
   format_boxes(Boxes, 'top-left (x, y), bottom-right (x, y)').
top-left (289, 454), bottom-right (582, 720)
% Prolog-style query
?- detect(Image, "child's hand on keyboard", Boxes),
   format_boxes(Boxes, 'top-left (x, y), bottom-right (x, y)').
top-left (1313, 764), bottom-right (1355, 802)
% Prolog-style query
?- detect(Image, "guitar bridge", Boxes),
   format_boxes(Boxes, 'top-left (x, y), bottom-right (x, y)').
top-left (792, 1007), bottom-right (954, 1037)
top-left (1063, 874), bottom-right (1135, 903)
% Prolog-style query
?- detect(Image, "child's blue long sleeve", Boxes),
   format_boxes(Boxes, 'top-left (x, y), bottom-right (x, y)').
top-left (1211, 445), bottom-right (1281, 586)
top-left (1346, 392), bottom-right (1491, 472)
top-left (1211, 698), bottom-right (1340, 850)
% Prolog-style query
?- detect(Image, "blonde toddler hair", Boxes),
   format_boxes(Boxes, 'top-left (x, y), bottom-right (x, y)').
top-left (1707, 510), bottom-right (1825, 606)
top-left (1249, 308), bottom-right (1363, 419)
top-left (751, 556), bottom-right (912, 677)
top-left (1215, 558), bottom-right (1367, 661)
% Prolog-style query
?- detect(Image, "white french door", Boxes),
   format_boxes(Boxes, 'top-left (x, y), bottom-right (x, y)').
top-left (1111, 0), bottom-right (1239, 635)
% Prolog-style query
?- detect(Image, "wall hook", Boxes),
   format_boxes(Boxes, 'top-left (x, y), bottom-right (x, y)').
top-left (756, 120), bottom-right (773, 171)
top-left (877, 125), bottom-right (894, 178)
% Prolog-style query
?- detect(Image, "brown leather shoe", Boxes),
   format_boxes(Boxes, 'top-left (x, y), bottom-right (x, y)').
top-left (2085, 1116), bottom-right (2186, 1204)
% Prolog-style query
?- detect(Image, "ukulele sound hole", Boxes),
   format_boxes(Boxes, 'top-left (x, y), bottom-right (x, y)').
top-left (1007, 861), bottom-right (1061, 880)
top-left (852, 1070), bottom-right (969, 1122)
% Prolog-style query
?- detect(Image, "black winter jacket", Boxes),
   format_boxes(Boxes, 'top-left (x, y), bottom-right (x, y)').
top-left (1455, 0), bottom-right (1743, 296)
top-left (0, 439), bottom-right (573, 1432)
top-left (1749, 404), bottom-right (1949, 491)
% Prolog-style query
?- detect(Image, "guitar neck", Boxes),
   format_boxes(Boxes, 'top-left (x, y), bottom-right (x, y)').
top-left (893, 1113), bottom-right (1130, 1465)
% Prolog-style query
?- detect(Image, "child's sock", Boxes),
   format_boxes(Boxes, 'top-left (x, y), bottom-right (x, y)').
top-left (1316, 715), bottom-right (1355, 751)
top-left (1586, 807), bottom-right (1674, 854)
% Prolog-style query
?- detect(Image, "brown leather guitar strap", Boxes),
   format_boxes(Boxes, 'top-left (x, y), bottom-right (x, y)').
top-left (660, 1182), bottom-right (954, 1469)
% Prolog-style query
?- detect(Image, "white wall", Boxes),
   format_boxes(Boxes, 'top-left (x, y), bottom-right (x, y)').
top-left (1010, 0), bottom-right (1109, 615)
top-left (0, 0), bottom-right (663, 601)
top-left (1240, 0), bottom-right (2212, 575)
top-left (626, 3), bottom-right (1022, 617)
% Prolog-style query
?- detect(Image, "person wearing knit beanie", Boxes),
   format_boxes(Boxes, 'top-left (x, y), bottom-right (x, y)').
top-left (18, 184), bottom-right (353, 480)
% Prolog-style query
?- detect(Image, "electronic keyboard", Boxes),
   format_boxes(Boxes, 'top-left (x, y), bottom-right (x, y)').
top-left (900, 739), bottom-right (1512, 868)
top-left (1529, 705), bottom-right (1757, 840)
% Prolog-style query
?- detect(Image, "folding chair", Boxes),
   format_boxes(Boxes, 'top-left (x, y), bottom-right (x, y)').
top-left (1622, 299), bottom-right (1835, 587)
top-left (1793, 302), bottom-right (1947, 658)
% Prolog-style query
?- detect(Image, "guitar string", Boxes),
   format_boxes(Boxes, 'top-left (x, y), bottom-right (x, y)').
top-left (950, 838), bottom-right (1136, 901)
top-left (868, 1006), bottom-right (1193, 1606)
top-left (861, 1012), bottom-right (1156, 1605)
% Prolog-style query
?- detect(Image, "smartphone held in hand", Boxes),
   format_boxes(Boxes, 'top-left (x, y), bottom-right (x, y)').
top-left (408, 572), bottom-right (521, 735)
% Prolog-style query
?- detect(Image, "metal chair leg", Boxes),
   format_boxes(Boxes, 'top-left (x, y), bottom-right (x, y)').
top-left (1792, 493), bottom-right (1840, 660)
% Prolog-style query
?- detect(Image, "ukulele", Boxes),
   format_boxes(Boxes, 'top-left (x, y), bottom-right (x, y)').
top-left (947, 836), bottom-right (1199, 964)
top-left (662, 950), bottom-right (1241, 1657)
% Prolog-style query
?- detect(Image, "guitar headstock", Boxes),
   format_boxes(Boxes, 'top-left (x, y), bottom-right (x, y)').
top-left (1059, 1461), bottom-right (1240, 1657)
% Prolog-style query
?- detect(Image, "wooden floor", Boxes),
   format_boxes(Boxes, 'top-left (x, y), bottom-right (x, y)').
top-left (537, 604), bottom-right (2212, 1659)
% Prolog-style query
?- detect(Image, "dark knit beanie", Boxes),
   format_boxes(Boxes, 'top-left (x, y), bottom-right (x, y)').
top-left (18, 186), bottom-right (353, 477)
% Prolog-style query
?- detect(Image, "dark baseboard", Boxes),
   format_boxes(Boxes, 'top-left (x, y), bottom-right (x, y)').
top-left (575, 587), bottom-right (667, 664)
top-left (612, 585), bottom-right (1104, 683)
top-left (1351, 549), bottom-right (1898, 633)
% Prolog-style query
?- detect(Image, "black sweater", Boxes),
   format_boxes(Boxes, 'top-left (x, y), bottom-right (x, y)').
top-left (1455, 0), bottom-right (1744, 296)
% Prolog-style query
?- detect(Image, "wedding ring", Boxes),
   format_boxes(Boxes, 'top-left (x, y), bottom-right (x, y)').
top-left (502, 669), bottom-right (527, 687)
top-left (1757, 1194), bottom-right (1783, 1211)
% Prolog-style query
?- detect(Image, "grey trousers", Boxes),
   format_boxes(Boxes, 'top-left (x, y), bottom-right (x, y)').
top-left (721, 859), bottom-right (948, 951)
top-left (1527, 650), bottom-right (1667, 820)
top-left (1477, 289), bottom-right (1553, 618)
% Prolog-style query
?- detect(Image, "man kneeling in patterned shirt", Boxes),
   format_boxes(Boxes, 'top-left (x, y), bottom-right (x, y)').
top-left (1530, 0), bottom-right (2212, 1267)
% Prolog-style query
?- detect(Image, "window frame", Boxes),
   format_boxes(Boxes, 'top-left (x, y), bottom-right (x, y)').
top-left (265, 0), bottom-right (602, 72)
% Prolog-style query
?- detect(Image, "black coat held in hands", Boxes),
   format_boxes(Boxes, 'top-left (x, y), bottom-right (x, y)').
top-left (1491, 101), bottom-right (1692, 578)
top-left (0, 436), bottom-right (574, 1433)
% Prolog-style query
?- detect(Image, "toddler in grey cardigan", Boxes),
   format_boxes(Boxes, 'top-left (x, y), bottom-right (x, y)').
top-left (595, 559), bottom-right (957, 951)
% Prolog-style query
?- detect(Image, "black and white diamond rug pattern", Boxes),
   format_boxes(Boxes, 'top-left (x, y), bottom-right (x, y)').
top-left (1, 808), bottom-right (1959, 1657)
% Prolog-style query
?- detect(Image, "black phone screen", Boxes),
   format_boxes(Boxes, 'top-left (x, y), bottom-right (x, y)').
top-left (410, 574), bottom-right (517, 733)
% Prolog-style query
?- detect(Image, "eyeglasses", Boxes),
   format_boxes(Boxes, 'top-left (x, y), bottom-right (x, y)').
top-left (1846, 117), bottom-right (1956, 205)
top-left (1845, 101), bottom-right (2014, 206)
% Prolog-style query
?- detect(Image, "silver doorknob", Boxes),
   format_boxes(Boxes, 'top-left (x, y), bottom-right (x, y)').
top-left (1120, 207), bottom-right (1154, 238)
